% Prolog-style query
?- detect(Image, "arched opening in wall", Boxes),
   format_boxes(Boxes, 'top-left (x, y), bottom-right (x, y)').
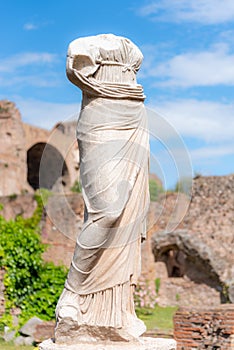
top-left (158, 248), bottom-right (186, 278)
top-left (27, 142), bottom-right (70, 191)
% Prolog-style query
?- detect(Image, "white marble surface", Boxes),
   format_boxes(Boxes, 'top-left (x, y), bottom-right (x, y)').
top-left (56, 33), bottom-right (150, 342)
top-left (39, 337), bottom-right (177, 350)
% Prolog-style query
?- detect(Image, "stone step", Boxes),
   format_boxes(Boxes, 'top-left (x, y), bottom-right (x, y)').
top-left (39, 337), bottom-right (177, 350)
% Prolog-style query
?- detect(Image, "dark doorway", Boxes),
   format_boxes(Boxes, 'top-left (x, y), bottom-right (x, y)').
top-left (160, 249), bottom-right (186, 277)
top-left (27, 142), bottom-right (69, 191)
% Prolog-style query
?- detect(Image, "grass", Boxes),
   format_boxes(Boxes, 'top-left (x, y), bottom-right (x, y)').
top-left (138, 305), bottom-right (178, 332)
top-left (0, 346), bottom-right (35, 350)
top-left (0, 338), bottom-right (36, 349)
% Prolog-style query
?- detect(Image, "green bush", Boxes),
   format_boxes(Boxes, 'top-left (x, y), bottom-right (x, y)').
top-left (0, 194), bottom-right (68, 330)
top-left (0, 217), bottom-right (45, 306)
top-left (20, 262), bottom-right (67, 323)
top-left (149, 179), bottom-right (163, 202)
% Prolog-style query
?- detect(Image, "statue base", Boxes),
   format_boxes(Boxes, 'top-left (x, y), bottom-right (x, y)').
top-left (39, 337), bottom-right (177, 350)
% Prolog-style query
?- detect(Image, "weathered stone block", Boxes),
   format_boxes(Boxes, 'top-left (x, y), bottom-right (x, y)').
top-left (39, 337), bottom-right (177, 350)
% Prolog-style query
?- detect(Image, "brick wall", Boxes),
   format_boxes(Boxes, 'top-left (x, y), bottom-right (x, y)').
top-left (174, 305), bottom-right (234, 349)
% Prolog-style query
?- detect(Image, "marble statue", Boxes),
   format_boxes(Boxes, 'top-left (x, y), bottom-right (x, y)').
top-left (55, 33), bottom-right (150, 344)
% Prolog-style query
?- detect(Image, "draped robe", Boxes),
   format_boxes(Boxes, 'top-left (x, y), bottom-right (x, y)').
top-left (56, 34), bottom-right (150, 334)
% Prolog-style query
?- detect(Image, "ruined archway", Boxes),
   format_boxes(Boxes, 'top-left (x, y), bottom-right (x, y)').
top-left (152, 229), bottom-right (230, 306)
top-left (27, 142), bottom-right (70, 192)
top-left (152, 230), bottom-right (223, 286)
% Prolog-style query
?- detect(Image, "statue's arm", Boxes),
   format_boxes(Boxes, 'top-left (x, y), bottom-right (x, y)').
top-left (66, 44), bottom-right (82, 88)
top-left (66, 40), bottom-right (99, 90)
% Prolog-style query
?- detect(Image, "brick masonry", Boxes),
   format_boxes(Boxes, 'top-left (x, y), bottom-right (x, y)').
top-left (174, 305), bottom-right (234, 349)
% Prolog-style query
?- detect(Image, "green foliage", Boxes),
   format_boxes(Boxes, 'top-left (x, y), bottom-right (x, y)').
top-left (221, 282), bottom-right (232, 303)
top-left (22, 192), bottom-right (44, 230)
top-left (0, 337), bottom-right (35, 349)
top-left (155, 277), bottom-right (161, 294)
top-left (0, 313), bottom-right (13, 332)
top-left (37, 188), bottom-right (53, 206)
top-left (20, 262), bottom-right (67, 324)
top-left (70, 180), bottom-right (82, 193)
top-left (149, 179), bottom-right (163, 202)
top-left (0, 218), bottom-right (45, 307)
top-left (0, 193), bottom-right (68, 330)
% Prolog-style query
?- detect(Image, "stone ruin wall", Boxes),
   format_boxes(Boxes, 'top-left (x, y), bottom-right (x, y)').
top-left (41, 193), bottom-right (84, 267)
top-left (0, 100), bottom-right (79, 196)
top-left (23, 123), bottom-right (50, 150)
top-left (0, 100), bottom-right (31, 196)
top-left (151, 174), bottom-right (234, 308)
top-left (183, 174), bottom-right (233, 269)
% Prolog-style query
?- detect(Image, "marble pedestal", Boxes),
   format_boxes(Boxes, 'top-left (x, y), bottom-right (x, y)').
top-left (39, 337), bottom-right (177, 350)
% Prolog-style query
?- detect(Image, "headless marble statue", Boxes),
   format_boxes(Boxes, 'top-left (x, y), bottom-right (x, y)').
top-left (55, 34), bottom-right (150, 344)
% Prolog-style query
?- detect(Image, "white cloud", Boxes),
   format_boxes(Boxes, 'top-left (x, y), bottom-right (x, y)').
top-left (23, 23), bottom-right (38, 31)
top-left (219, 30), bottom-right (234, 44)
top-left (191, 144), bottom-right (234, 159)
top-left (0, 73), bottom-right (60, 88)
top-left (142, 44), bottom-right (234, 87)
top-left (14, 97), bottom-right (80, 130)
top-left (0, 52), bottom-right (60, 89)
top-left (0, 52), bottom-right (57, 73)
top-left (138, 0), bottom-right (234, 24)
top-left (147, 99), bottom-right (234, 143)
top-left (148, 98), bottom-right (234, 179)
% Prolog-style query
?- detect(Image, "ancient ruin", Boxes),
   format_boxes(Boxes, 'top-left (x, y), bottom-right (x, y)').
top-left (152, 175), bottom-right (234, 307)
top-left (0, 100), bottom-right (79, 196)
top-left (174, 305), bottom-right (234, 349)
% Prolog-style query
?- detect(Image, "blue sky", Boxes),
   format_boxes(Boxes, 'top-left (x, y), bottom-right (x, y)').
top-left (0, 0), bottom-right (234, 189)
